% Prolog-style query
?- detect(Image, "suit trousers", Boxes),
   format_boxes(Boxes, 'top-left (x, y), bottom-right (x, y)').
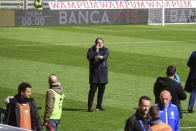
top-left (88, 83), bottom-right (105, 109)
top-left (189, 79), bottom-right (196, 109)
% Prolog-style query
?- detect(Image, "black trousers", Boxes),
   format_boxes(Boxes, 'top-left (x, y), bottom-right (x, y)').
top-left (88, 83), bottom-right (105, 109)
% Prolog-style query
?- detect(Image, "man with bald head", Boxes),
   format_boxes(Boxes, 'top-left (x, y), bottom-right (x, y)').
top-left (41, 74), bottom-right (65, 131)
top-left (155, 90), bottom-right (179, 131)
top-left (48, 74), bottom-right (58, 85)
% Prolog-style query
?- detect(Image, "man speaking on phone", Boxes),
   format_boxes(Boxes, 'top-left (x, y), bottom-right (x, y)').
top-left (87, 38), bottom-right (109, 112)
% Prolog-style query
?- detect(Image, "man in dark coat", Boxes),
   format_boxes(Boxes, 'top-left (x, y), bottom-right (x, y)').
top-left (3, 82), bottom-right (43, 131)
top-left (187, 51), bottom-right (196, 113)
top-left (154, 65), bottom-right (187, 118)
top-left (124, 96), bottom-right (151, 131)
top-left (87, 38), bottom-right (109, 112)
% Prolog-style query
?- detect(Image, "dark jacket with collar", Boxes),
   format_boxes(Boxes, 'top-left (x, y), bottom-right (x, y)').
top-left (124, 110), bottom-right (150, 131)
top-left (154, 77), bottom-right (187, 118)
top-left (187, 51), bottom-right (196, 79)
top-left (87, 45), bottom-right (109, 84)
top-left (3, 94), bottom-right (43, 131)
top-left (188, 51), bottom-right (196, 79)
top-left (184, 51), bottom-right (196, 92)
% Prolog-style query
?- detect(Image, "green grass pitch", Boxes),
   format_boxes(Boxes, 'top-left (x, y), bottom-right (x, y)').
top-left (0, 25), bottom-right (196, 131)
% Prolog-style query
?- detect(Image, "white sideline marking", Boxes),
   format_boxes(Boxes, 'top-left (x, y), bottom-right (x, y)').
top-left (181, 127), bottom-right (196, 129)
top-left (72, 27), bottom-right (122, 32)
top-left (6, 43), bottom-right (88, 47)
top-left (108, 40), bottom-right (196, 44)
top-left (166, 28), bottom-right (196, 31)
top-left (113, 127), bottom-right (196, 131)
top-left (73, 26), bottom-right (196, 32)
top-left (72, 27), bottom-right (157, 32)
top-left (1, 40), bottom-right (196, 47)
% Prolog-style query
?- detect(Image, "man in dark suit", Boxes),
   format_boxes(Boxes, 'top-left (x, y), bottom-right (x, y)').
top-left (87, 38), bottom-right (109, 112)
top-left (187, 51), bottom-right (196, 113)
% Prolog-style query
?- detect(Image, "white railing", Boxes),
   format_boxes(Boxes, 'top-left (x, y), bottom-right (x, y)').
top-left (0, 1), bottom-right (24, 9)
top-left (0, 0), bottom-right (49, 10)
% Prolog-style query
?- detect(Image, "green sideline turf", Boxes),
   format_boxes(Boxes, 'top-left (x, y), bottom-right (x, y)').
top-left (0, 25), bottom-right (196, 131)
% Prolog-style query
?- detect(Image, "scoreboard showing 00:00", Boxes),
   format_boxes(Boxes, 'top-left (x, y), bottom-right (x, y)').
top-left (22, 16), bottom-right (45, 26)
top-left (21, 11), bottom-right (45, 26)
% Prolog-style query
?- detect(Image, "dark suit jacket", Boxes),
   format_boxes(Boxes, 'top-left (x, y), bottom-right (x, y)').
top-left (87, 45), bottom-right (109, 84)
top-left (188, 51), bottom-right (196, 79)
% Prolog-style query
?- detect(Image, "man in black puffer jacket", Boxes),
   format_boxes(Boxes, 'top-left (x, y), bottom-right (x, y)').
top-left (154, 65), bottom-right (187, 118)
top-left (3, 82), bottom-right (43, 131)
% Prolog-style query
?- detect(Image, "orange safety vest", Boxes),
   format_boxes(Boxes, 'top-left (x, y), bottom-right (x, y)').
top-left (150, 123), bottom-right (172, 131)
top-left (19, 103), bottom-right (32, 130)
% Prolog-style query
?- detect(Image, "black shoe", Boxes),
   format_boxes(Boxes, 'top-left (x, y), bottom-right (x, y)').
top-left (96, 107), bottom-right (105, 111)
top-left (188, 107), bottom-right (193, 113)
top-left (88, 108), bottom-right (94, 112)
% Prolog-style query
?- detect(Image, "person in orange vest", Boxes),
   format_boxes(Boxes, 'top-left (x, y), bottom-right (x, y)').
top-left (3, 82), bottom-right (43, 131)
top-left (148, 106), bottom-right (172, 131)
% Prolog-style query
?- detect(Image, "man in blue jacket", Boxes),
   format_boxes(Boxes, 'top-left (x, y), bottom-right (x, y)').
top-left (87, 38), bottom-right (109, 112)
top-left (187, 51), bottom-right (196, 113)
top-left (155, 90), bottom-right (179, 131)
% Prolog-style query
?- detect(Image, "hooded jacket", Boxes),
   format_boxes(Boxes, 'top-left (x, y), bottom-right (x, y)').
top-left (154, 77), bottom-right (187, 118)
top-left (3, 94), bottom-right (43, 131)
top-left (155, 102), bottom-right (179, 131)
